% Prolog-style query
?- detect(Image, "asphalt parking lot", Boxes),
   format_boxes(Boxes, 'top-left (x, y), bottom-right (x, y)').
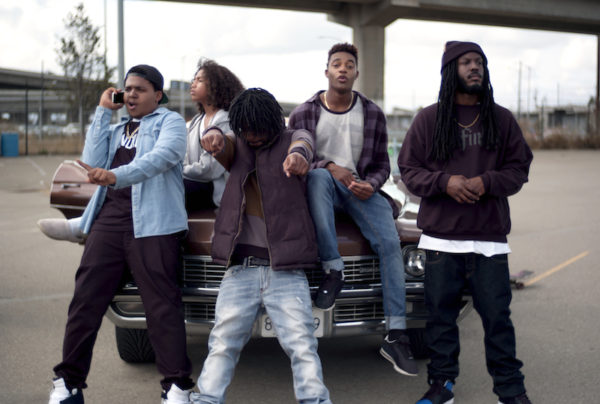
top-left (1, 150), bottom-right (599, 403)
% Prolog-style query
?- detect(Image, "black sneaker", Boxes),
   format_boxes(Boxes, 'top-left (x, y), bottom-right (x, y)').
top-left (499, 393), bottom-right (532, 404)
top-left (380, 333), bottom-right (419, 376)
top-left (314, 270), bottom-right (343, 310)
top-left (416, 379), bottom-right (454, 404)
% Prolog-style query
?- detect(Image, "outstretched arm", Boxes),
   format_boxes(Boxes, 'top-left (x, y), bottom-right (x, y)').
top-left (200, 127), bottom-right (235, 171)
top-left (77, 160), bottom-right (116, 186)
top-left (283, 153), bottom-right (309, 177)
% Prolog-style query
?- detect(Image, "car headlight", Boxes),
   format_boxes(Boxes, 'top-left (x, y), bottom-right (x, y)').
top-left (402, 245), bottom-right (426, 277)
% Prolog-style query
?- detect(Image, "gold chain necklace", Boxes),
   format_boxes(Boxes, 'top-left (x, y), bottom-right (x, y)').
top-left (455, 113), bottom-right (480, 129)
top-left (323, 91), bottom-right (354, 111)
top-left (126, 122), bottom-right (140, 139)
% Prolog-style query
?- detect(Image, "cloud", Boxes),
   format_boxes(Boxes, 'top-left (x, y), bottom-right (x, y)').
top-left (0, 0), bottom-right (596, 111)
top-left (384, 19), bottom-right (597, 110)
top-left (1, 0), bottom-right (107, 75)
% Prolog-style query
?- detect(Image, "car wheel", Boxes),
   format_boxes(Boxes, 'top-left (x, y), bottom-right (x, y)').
top-left (115, 326), bottom-right (156, 363)
top-left (407, 328), bottom-right (429, 359)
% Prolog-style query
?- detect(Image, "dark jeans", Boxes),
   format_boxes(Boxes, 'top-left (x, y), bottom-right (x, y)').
top-left (424, 250), bottom-right (526, 398)
top-left (53, 230), bottom-right (193, 391)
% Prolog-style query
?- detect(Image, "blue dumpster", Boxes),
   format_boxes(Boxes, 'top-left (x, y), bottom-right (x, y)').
top-left (1, 133), bottom-right (19, 157)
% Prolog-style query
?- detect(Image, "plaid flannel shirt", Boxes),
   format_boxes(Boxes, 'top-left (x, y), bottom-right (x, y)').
top-left (289, 90), bottom-right (398, 218)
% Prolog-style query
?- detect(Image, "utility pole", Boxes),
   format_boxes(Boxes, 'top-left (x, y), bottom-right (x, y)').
top-left (541, 97), bottom-right (546, 140)
top-left (517, 61), bottom-right (522, 120)
top-left (39, 61), bottom-right (44, 139)
top-left (180, 81), bottom-right (185, 118)
top-left (180, 56), bottom-right (185, 118)
top-left (104, 0), bottom-right (107, 62)
top-left (526, 66), bottom-right (531, 129)
top-left (25, 87), bottom-right (29, 155)
top-left (596, 34), bottom-right (599, 136)
top-left (117, 0), bottom-right (125, 120)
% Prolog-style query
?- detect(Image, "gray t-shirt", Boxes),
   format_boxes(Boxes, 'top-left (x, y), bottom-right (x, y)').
top-left (315, 97), bottom-right (364, 178)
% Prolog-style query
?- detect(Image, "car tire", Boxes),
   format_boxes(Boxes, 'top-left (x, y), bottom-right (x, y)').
top-left (115, 326), bottom-right (156, 363)
top-left (407, 328), bottom-right (429, 359)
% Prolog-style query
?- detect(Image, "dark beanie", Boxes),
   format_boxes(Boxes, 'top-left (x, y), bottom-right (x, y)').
top-left (441, 41), bottom-right (486, 72)
top-left (125, 64), bottom-right (169, 104)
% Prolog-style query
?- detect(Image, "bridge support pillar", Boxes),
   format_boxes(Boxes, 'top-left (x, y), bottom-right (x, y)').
top-left (352, 24), bottom-right (385, 108)
top-left (328, 5), bottom-right (387, 108)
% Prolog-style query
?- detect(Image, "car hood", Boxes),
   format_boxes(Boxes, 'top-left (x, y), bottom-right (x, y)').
top-left (49, 161), bottom-right (422, 256)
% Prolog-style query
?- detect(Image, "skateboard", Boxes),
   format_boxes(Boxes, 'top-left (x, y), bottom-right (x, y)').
top-left (509, 270), bottom-right (534, 289)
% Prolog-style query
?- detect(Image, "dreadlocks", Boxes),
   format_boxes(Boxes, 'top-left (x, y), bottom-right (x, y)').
top-left (228, 88), bottom-right (285, 144)
top-left (431, 59), bottom-right (500, 161)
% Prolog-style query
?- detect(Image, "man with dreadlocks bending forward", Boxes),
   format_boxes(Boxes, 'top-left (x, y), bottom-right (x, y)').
top-left (191, 88), bottom-right (332, 404)
top-left (398, 41), bottom-right (533, 404)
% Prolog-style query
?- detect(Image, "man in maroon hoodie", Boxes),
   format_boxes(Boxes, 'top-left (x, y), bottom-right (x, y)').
top-left (398, 41), bottom-right (533, 404)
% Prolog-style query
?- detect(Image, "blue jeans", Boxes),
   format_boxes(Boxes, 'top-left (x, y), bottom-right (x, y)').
top-left (307, 168), bottom-right (407, 330)
top-left (424, 251), bottom-right (526, 398)
top-left (196, 264), bottom-right (331, 404)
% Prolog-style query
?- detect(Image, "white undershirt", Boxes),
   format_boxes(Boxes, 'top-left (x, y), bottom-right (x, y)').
top-left (418, 234), bottom-right (511, 257)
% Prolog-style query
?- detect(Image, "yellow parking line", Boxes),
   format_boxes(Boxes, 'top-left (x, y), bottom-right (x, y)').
top-left (524, 251), bottom-right (589, 287)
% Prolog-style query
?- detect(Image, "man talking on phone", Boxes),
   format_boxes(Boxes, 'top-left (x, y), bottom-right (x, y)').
top-left (47, 65), bottom-right (195, 404)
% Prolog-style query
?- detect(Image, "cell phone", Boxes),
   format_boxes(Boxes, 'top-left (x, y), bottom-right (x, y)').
top-left (112, 92), bottom-right (124, 104)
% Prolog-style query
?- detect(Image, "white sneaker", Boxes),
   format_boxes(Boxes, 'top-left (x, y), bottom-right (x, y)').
top-left (48, 378), bottom-right (83, 404)
top-left (189, 392), bottom-right (202, 404)
top-left (37, 218), bottom-right (85, 243)
top-left (161, 384), bottom-right (194, 404)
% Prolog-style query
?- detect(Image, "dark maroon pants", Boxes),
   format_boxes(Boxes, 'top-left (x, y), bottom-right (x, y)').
top-left (53, 229), bottom-right (193, 391)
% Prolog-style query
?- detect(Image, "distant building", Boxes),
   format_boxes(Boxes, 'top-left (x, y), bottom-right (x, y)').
top-left (1, 67), bottom-right (596, 140)
top-left (386, 106), bottom-right (415, 143)
top-left (516, 103), bottom-right (596, 139)
top-left (540, 104), bottom-right (595, 138)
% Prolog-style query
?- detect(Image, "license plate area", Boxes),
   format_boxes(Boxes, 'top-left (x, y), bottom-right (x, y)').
top-left (259, 308), bottom-right (324, 338)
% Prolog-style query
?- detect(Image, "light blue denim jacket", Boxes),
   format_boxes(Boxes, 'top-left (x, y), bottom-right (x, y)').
top-left (80, 106), bottom-right (188, 238)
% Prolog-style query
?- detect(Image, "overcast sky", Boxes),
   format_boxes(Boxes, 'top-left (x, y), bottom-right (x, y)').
top-left (1, 0), bottom-right (597, 113)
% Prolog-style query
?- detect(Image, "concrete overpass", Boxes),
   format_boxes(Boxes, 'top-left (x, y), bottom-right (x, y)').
top-left (0, 67), bottom-right (71, 91)
top-left (0, 68), bottom-right (74, 147)
top-left (141, 0), bottom-right (600, 110)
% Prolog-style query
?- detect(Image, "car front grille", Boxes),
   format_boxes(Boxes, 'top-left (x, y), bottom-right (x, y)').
top-left (334, 301), bottom-right (384, 322)
top-left (184, 302), bottom-right (216, 323)
top-left (181, 301), bottom-right (385, 324)
top-left (180, 255), bottom-right (386, 324)
top-left (339, 257), bottom-right (380, 284)
top-left (181, 255), bottom-right (382, 288)
top-left (182, 259), bottom-right (225, 285)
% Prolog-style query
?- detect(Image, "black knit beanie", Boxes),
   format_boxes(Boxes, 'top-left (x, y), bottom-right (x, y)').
top-left (441, 41), bottom-right (487, 72)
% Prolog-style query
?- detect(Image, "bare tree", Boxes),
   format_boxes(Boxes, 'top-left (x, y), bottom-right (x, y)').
top-left (56, 3), bottom-right (114, 137)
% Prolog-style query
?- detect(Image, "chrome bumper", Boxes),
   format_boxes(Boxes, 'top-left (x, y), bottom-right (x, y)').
top-left (106, 283), bottom-right (473, 338)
